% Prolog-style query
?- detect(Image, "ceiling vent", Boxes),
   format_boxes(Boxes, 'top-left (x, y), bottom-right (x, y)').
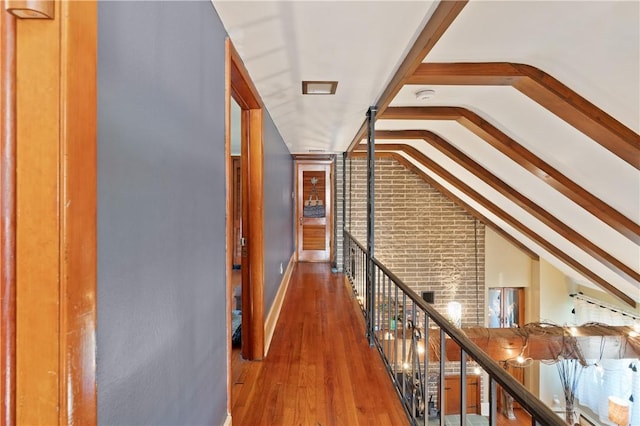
top-left (302, 81), bottom-right (338, 95)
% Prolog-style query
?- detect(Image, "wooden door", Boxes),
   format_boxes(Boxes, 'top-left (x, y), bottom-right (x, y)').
top-left (296, 161), bottom-right (332, 262)
top-left (443, 375), bottom-right (480, 415)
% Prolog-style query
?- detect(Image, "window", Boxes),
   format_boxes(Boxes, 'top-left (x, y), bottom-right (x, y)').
top-left (488, 287), bottom-right (524, 328)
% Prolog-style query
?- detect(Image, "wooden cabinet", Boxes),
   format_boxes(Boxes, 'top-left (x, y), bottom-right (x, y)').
top-left (442, 375), bottom-right (480, 415)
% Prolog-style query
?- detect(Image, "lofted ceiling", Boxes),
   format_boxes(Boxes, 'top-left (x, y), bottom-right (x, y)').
top-left (212, 1), bottom-right (640, 307)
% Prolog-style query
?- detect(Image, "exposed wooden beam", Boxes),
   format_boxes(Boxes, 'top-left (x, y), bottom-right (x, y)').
top-left (354, 145), bottom-right (636, 307)
top-left (350, 151), bottom-right (539, 260)
top-left (371, 132), bottom-right (640, 285)
top-left (441, 326), bottom-right (640, 361)
top-left (408, 62), bottom-right (640, 169)
top-left (379, 107), bottom-right (640, 245)
top-left (345, 0), bottom-right (468, 154)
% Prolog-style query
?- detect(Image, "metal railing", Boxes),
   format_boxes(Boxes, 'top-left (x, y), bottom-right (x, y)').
top-left (344, 229), bottom-right (367, 314)
top-left (344, 230), bottom-right (565, 426)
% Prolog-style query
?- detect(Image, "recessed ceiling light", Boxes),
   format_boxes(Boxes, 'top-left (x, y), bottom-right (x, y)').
top-left (302, 81), bottom-right (338, 95)
top-left (415, 88), bottom-right (436, 101)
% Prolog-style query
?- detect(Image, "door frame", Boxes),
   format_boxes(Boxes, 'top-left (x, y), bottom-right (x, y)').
top-left (2, 1), bottom-right (97, 423)
top-left (295, 159), bottom-right (334, 262)
top-left (225, 37), bottom-right (265, 410)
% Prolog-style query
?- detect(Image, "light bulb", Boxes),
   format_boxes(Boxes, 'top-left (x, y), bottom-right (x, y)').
top-left (417, 344), bottom-right (425, 354)
top-left (403, 362), bottom-right (410, 370)
top-left (516, 355), bottom-right (525, 364)
top-left (473, 366), bottom-right (481, 375)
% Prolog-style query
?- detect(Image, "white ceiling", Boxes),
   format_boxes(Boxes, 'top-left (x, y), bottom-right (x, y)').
top-left (213, 0), bottom-right (438, 153)
top-left (213, 1), bottom-right (640, 305)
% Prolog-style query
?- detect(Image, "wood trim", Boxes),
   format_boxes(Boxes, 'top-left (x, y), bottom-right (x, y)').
top-left (408, 62), bottom-right (640, 169)
top-left (330, 159), bottom-right (335, 266)
top-left (16, 10), bottom-right (60, 424)
top-left (231, 157), bottom-right (242, 266)
top-left (369, 134), bottom-right (639, 285)
top-left (0, 8), bottom-right (16, 426)
top-left (248, 108), bottom-right (264, 360)
top-left (229, 41), bottom-right (262, 110)
top-left (6, 0), bottom-right (54, 19)
top-left (15, 1), bottom-right (97, 422)
top-left (240, 109), bottom-right (251, 359)
top-left (379, 106), bottom-right (640, 244)
top-left (58, 1), bottom-right (97, 422)
top-left (295, 160), bottom-right (333, 262)
top-left (350, 151), bottom-right (538, 260)
top-left (264, 253), bottom-right (295, 355)
top-left (353, 149), bottom-right (635, 307)
top-left (292, 153), bottom-right (334, 161)
top-left (224, 38), bottom-right (233, 414)
top-left (345, 0), bottom-right (468, 153)
top-left (240, 109), bottom-right (253, 359)
top-left (227, 38), bottom-right (265, 367)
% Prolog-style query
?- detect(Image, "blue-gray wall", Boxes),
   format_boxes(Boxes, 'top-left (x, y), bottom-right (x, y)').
top-left (97, 1), bottom-right (293, 424)
top-left (262, 112), bottom-right (295, 312)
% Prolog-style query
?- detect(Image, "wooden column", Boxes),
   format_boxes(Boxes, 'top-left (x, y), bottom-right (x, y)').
top-left (14, 0), bottom-right (96, 423)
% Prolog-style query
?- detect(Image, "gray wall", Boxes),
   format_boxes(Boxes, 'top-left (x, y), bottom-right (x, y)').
top-left (262, 112), bottom-right (295, 312)
top-left (97, 1), bottom-right (293, 424)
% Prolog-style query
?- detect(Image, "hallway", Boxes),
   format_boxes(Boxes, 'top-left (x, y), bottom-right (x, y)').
top-left (231, 262), bottom-right (408, 425)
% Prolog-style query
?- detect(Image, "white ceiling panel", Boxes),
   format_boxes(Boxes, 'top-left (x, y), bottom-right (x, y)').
top-left (213, 0), bottom-right (437, 153)
top-left (424, 1), bottom-right (640, 132)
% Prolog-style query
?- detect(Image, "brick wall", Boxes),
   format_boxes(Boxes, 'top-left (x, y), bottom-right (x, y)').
top-left (345, 156), bottom-right (485, 328)
top-left (344, 155), bottom-right (487, 405)
top-left (334, 155), bottom-right (344, 271)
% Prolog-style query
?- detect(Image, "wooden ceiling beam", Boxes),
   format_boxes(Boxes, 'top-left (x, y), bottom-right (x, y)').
top-left (379, 107), bottom-right (640, 245)
top-left (345, 0), bottom-right (468, 154)
top-left (408, 62), bottom-right (640, 169)
top-left (350, 150), bottom-right (538, 260)
top-left (353, 145), bottom-right (636, 307)
top-left (439, 326), bottom-right (640, 361)
top-left (370, 132), bottom-right (639, 285)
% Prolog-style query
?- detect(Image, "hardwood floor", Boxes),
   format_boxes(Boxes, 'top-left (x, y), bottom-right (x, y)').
top-left (230, 263), bottom-right (536, 426)
top-left (231, 262), bottom-right (409, 426)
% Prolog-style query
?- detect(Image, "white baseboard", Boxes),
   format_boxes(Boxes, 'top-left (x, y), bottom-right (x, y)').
top-left (222, 413), bottom-right (232, 426)
top-left (264, 253), bottom-right (295, 356)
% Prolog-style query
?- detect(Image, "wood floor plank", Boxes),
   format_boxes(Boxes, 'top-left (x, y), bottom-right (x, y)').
top-left (232, 263), bottom-right (409, 426)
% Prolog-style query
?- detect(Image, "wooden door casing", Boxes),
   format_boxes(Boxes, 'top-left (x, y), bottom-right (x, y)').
top-left (8, 1), bottom-right (98, 422)
top-left (296, 160), bottom-right (332, 262)
top-left (231, 156), bottom-right (241, 267)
